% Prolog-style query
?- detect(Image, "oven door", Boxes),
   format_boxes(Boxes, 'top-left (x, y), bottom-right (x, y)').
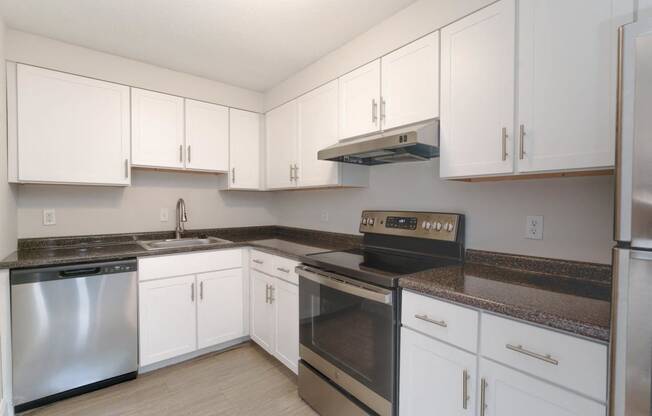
top-left (297, 265), bottom-right (395, 416)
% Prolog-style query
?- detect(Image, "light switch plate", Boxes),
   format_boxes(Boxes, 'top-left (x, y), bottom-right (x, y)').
top-left (320, 210), bottom-right (329, 222)
top-left (526, 215), bottom-right (543, 240)
top-left (43, 209), bottom-right (56, 226)
top-left (160, 208), bottom-right (169, 222)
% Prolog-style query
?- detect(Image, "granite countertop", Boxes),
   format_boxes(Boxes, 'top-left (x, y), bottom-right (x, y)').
top-left (400, 250), bottom-right (612, 342)
top-left (0, 226), bottom-right (360, 269)
top-left (1, 227), bottom-right (612, 342)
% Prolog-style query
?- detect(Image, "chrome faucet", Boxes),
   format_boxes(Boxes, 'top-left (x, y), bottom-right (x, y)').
top-left (175, 198), bottom-right (188, 239)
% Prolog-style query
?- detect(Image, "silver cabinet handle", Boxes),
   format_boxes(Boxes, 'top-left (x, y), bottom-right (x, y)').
top-left (380, 97), bottom-right (386, 124)
top-left (124, 159), bottom-right (129, 178)
top-left (289, 164), bottom-right (293, 181)
top-left (265, 284), bottom-right (269, 304)
top-left (276, 267), bottom-right (290, 273)
top-left (253, 259), bottom-right (264, 265)
top-left (293, 164), bottom-right (299, 181)
top-left (269, 285), bottom-right (275, 303)
top-left (462, 369), bottom-right (470, 410)
top-left (519, 124), bottom-right (526, 160)
top-left (191, 282), bottom-right (195, 302)
top-left (501, 127), bottom-right (508, 161)
top-left (480, 378), bottom-right (487, 416)
top-left (232, 167), bottom-right (235, 184)
top-left (179, 144), bottom-right (183, 163)
top-left (187, 145), bottom-right (191, 163)
top-left (372, 99), bottom-right (378, 123)
top-left (506, 344), bottom-right (559, 365)
top-left (199, 280), bottom-right (203, 300)
top-left (414, 313), bottom-right (448, 328)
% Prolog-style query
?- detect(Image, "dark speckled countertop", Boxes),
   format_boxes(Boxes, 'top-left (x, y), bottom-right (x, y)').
top-left (400, 250), bottom-right (612, 342)
top-left (1, 228), bottom-right (611, 342)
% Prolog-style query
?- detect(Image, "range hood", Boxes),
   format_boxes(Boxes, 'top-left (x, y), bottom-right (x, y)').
top-left (318, 120), bottom-right (439, 165)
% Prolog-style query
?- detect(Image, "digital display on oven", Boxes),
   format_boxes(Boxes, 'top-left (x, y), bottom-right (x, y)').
top-left (385, 216), bottom-right (417, 230)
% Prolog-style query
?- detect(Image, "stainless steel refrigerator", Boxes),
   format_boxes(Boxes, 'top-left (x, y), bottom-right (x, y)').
top-left (612, 12), bottom-right (652, 416)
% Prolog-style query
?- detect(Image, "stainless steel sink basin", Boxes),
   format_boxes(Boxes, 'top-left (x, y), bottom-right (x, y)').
top-left (138, 237), bottom-right (232, 251)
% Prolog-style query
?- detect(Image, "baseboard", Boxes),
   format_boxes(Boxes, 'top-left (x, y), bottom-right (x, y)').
top-left (139, 336), bottom-right (250, 374)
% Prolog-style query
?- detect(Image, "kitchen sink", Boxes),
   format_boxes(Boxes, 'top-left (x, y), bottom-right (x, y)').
top-left (138, 237), bottom-right (232, 251)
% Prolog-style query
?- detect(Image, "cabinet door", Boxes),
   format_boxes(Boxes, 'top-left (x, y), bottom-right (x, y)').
top-left (132, 88), bottom-right (185, 169)
top-left (139, 275), bottom-right (197, 366)
top-left (338, 60), bottom-right (381, 139)
top-left (266, 100), bottom-right (298, 189)
top-left (229, 109), bottom-right (261, 189)
top-left (440, 0), bottom-right (516, 178)
top-left (381, 32), bottom-right (440, 130)
top-left (479, 359), bottom-right (606, 416)
top-left (516, 0), bottom-right (623, 172)
top-left (297, 80), bottom-right (340, 187)
top-left (400, 328), bottom-right (476, 416)
top-left (250, 270), bottom-right (275, 353)
top-left (273, 278), bottom-right (299, 374)
top-left (16, 64), bottom-right (130, 185)
top-left (185, 99), bottom-right (229, 172)
top-left (197, 269), bottom-right (244, 349)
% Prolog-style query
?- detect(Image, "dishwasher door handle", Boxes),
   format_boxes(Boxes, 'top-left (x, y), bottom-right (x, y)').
top-left (59, 267), bottom-right (102, 278)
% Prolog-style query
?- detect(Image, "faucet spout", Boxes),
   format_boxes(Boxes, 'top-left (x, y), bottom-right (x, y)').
top-left (175, 198), bottom-right (188, 239)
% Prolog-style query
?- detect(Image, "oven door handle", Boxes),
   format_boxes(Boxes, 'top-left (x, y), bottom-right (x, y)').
top-left (297, 266), bottom-right (393, 305)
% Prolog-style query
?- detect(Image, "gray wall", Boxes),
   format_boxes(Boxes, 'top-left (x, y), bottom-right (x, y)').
top-left (272, 162), bottom-right (614, 264)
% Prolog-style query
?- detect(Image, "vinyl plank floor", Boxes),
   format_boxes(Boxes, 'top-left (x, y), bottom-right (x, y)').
top-left (21, 343), bottom-right (318, 416)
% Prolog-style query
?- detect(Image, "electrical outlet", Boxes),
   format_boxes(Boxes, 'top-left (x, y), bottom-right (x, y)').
top-left (43, 209), bottom-right (56, 226)
top-left (526, 215), bottom-right (544, 240)
top-left (160, 208), bottom-right (169, 222)
top-left (320, 210), bottom-right (329, 222)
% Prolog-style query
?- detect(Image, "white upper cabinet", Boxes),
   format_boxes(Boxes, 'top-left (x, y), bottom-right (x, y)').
top-left (338, 60), bottom-right (381, 139)
top-left (516, 0), bottom-right (623, 173)
top-left (381, 32), bottom-right (440, 130)
top-left (197, 269), bottom-right (244, 349)
top-left (297, 80), bottom-right (340, 187)
top-left (184, 99), bottom-right (229, 172)
top-left (266, 100), bottom-right (298, 189)
top-left (479, 359), bottom-right (606, 416)
top-left (11, 64), bottom-right (130, 185)
top-left (228, 109), bottom-right (262, 189)
top-left (440, 0), bottom-right (516, 178)
top-left (131, 88), bottom-right (185, 169)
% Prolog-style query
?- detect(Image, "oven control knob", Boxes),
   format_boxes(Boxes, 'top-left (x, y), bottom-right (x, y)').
top-left (434, 222), bottom-right (442, 231)
top-left (424, 222), bottom-right (431, 230)
top-left (368, 218), bottom-right (375, 226)
top-left (445, 222), bottom-right (454, 232)
top-left (362, 218), bottom-right (368, 225)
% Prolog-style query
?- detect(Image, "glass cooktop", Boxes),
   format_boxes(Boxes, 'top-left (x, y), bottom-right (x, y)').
top-left (304, 247), bottom-right (460, 288)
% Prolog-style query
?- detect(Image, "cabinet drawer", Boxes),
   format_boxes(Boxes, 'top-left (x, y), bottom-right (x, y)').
top-left (480, 313), bottom-right (608, 401)
top-left (250, 250), bottom-right (275, 275)
top-left (139, 249), bottom-right (242, 281)
top-left (401, 290), bottom-right (479, 352)
top-left (272, 256), bottom-right (300, 285)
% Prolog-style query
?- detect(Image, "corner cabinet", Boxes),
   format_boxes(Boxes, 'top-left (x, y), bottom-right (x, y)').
top-left (266, 100), bottom-right (298, 189)
top-left (225, 109), bottom-right (262, 190)
top-left (439, 0), bottom-right (516, 178)
top-left (8, 63), bottom-right (131, 185)
top-left (440, 0), bottom-right (634, 179)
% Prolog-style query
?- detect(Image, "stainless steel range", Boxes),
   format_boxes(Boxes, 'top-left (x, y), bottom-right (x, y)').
top-left (296, 210), bottom-right (465, 416)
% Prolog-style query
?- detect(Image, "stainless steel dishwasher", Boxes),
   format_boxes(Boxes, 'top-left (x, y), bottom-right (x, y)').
top-left (11, 259), bottom-right (138, 413)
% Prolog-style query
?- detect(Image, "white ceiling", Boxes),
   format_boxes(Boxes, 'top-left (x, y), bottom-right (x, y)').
top-left (0, 0), bottom-right (417, 91)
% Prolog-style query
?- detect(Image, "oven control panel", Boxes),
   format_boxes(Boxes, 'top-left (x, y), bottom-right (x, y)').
top-left (359, 210), bottom-right (462, 242)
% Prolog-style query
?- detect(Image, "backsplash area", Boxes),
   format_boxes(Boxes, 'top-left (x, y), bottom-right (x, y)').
top-left (272, 161), bottom-right (614, 264)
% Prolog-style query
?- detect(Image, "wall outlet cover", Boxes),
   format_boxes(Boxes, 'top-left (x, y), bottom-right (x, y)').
top-left (43, 209), bottom-right (56, 226)
top-left (526, 215), bottom-right (544, 240)
top-left (320, 211), bottom-right (329, 222)
top-left (160, 208), bottom-right (169, 222)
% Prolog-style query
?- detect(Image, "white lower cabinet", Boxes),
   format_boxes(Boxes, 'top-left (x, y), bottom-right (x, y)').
top-left (250, 252), bottom-right (300, 374)
top-left (399, 327), bottom-right (476, 416)
top-left (479, 359), bottom-right (606, 416)
top-left (197, 269), bottom-right (245, 349)
top-left (138, 250), bottom-right (245, 367)
top-left (139, 275), bottom-right (197, 366)
top-left (250, 269), bottom-right (276, 353)
top-left (273, 278), bottom-right (299, 373)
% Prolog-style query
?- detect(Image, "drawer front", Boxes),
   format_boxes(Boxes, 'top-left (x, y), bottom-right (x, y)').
top-left (480, 313), bottom-right (608, 401)
top-left (272, 256), bottom-right (300, 285)
top-left (250, 250), bottom-right (275, 275)
top-left (401, 290), bottom-right (479, 352)
top-left (139, 249), bottom-right (242, 281)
